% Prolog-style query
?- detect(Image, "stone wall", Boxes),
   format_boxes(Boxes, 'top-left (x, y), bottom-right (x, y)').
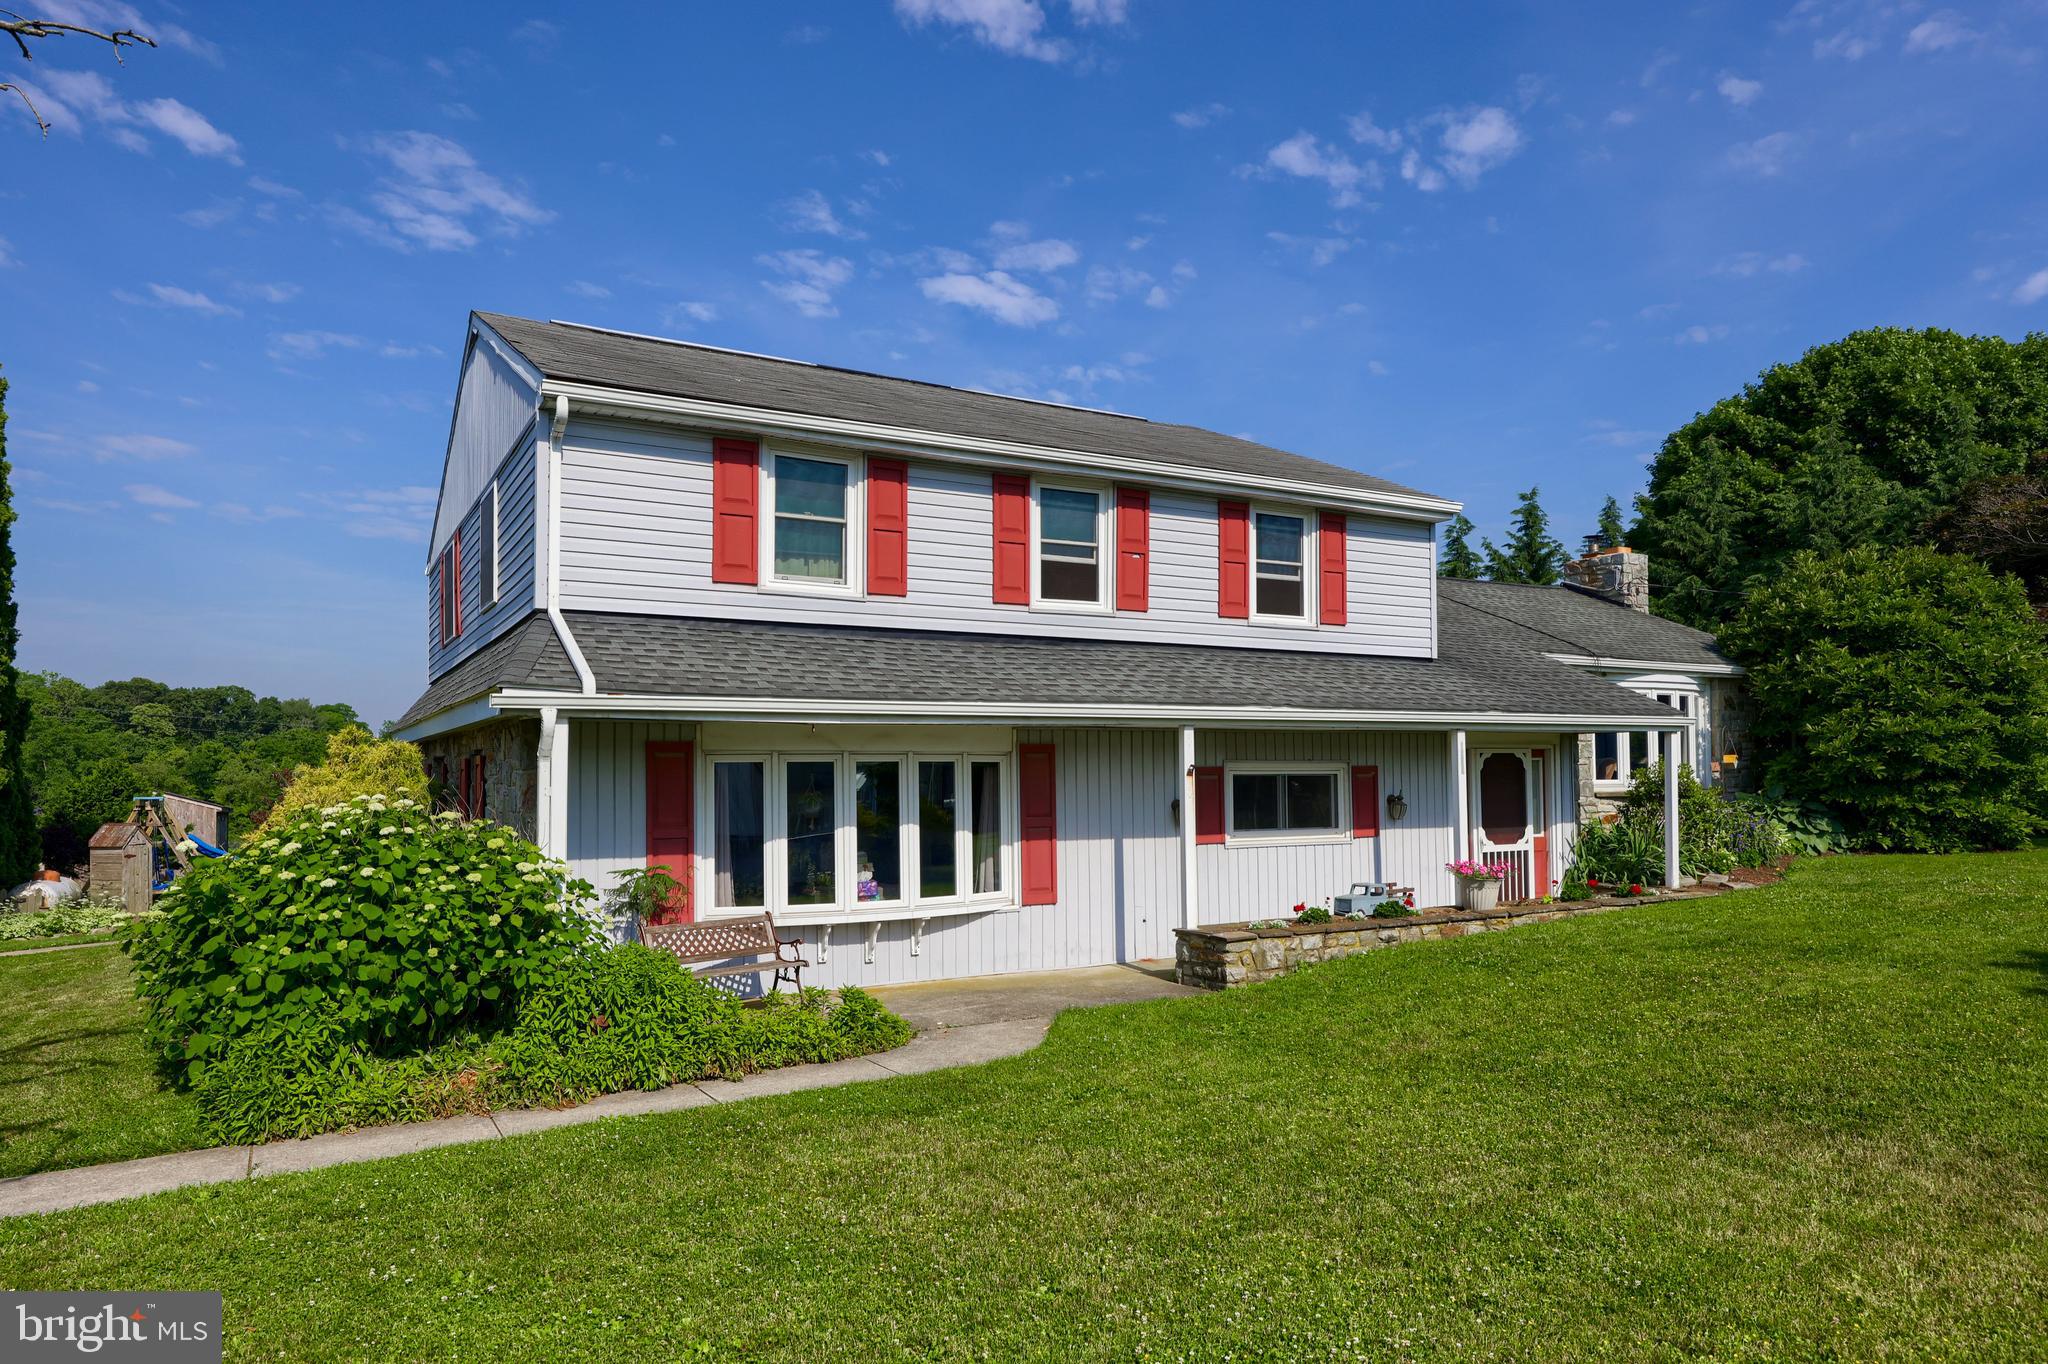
top-left (1175, 887), bottom-right (1724, 989)
top-left (415, 718), bottom-right (540, 843)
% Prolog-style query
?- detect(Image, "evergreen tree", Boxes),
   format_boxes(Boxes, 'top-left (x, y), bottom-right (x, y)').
top-left (1438, 513), bottom-right (1483, 579)
top-left (0, 376), bottom-right (35, 883)
top-left (1483, 487), bottom-right (1567, 585)
top-left (1596, 496), bottom-right (1628, 549)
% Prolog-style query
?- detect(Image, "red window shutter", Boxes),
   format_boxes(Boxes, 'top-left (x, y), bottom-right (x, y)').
top-left (1351, 765), bottom-right (1379, 839)
top-left (1217, 501), bottom-right (1250, 619)
top-left (1115, 486), bottom-right (1150, 612)
top-left (711, 438), bottom-right (759, 585)
top-left (645, 741), bottom-right (695, 923)
top-left (474, 753), bottom-right (488, 820)
top-left (1018, 743), bottom-right (1058, 905)
top-left (991, 473), bottom-right (1031, 605)
top-left (1194, 766), bottom-right (1225, 845)
top-left (1319, 512), bottom-right (1348, 626)
top-left (431, 559), bottom-right (442, 650)
top-left (867, 457), bottom-right (910, 596)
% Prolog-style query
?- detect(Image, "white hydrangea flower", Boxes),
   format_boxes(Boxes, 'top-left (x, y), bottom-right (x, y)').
top-left (379, 826), bottom-right (396, 836)
top-left (319, 878), bottom-right (337, 889)
top-left (466, 872), bottom-right (482, 883)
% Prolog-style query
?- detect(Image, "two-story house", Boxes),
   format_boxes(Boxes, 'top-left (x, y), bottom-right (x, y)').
top-left (394, 313), bottom-right (1740, 988)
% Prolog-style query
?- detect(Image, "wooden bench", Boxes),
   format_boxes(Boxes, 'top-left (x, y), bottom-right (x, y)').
top-left (638, 913), bottom-right (809, 994)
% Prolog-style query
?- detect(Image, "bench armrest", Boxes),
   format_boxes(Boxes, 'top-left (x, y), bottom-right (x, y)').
top-left (775, 936), bottom-right (805, 961)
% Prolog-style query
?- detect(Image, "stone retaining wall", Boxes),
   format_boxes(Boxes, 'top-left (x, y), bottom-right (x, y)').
top-left (1174, 888), bottom-right (1725, 990)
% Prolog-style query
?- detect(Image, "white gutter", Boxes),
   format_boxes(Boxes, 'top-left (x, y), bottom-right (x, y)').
top-left (540, 379), bottom-right (1460, 524)
top-left (1547, 653), bottom-right (1744, 678)
top-left (485, 688), bottom-right (1690, 733)
top-left (543, 394), bottom-right (596, 695)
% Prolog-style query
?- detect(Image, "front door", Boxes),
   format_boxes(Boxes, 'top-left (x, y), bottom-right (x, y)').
top-left (1471, 749), bottom-right (1536, 902)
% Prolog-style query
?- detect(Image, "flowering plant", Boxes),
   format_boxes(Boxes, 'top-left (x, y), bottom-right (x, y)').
top-left (1444, 859), bottom-right (1511, 882)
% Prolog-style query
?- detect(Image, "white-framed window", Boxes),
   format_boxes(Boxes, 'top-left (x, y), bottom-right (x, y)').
top-left (703, 746), bottom-right (1012, 918)
top-left (1592, 691), bottom-right (1694, 790)
top-left (1032, 480), bottom-right (1111, 611)
top-left (1225, 763), bottom-right (1347, 842)
top-left (1252, 508), bottom-right (1311, 621)
top-left (478, 480), bottom-right (500, 609)
top-left (763, 449), bottom-right (861, 592)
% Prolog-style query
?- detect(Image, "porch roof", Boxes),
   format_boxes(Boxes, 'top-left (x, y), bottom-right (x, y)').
top-left (395, 607), bottom-right (1692, 732)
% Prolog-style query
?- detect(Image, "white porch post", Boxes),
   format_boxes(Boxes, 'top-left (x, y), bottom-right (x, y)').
top-left (1450, 729), bottom-right (1470, 861)
top-left (535, 706), bottom-right (571, 862)
top-left (1662, 729), bottom-right (1682, 887)
top-left (1179, 724), bottom-right (1198, 931)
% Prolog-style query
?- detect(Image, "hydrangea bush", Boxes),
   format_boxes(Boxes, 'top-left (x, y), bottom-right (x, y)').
top-left (129, 795), bottom-right (598, 1084)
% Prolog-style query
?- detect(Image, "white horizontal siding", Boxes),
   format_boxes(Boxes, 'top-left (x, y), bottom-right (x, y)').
top-left (555, 416), bottom-right (1437, 658)
top-left (427, 436), bottom-right (540, 679)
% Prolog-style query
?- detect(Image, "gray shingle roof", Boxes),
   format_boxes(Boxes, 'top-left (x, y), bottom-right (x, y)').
top-left (1437, 578), bottom-right (1731, 670)
top-left (396, 604), bottom-right (1688, 728)
top-left (395, 613), bottom-right (580, 730)
top-left (475, 312), bottom-right (1440, 505)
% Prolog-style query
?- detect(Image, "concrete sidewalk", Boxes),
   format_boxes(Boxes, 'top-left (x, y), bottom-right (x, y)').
top-left (0, 963), bottom-right (1191, 1220)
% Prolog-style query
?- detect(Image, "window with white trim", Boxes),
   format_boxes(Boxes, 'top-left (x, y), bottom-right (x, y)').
top-left (704, 748), bottom-right (1012, 917)
top-left (1033, 482), bottom-right (1108, 608)
top-left (1592, 692), bottom-right (1692, 789)
top-left (1253, 510), bottom-right (1309, 619)
top-left (478, 480), bottom-right (500, 609)
top-left (769, 452), bottom-right (853, 586)
top-left (1226, 764), bottom-right (1345, 839)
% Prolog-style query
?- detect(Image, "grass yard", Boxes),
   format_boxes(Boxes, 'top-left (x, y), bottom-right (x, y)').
top-left (0, 932), bottom-right (123, 955)
top-left (2, 853), bottom-right (2043, 1361)
top-left (0, 944), bottom-right (203, 1179)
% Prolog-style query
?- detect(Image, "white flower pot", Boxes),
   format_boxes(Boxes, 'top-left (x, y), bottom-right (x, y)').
top-left (1460, 877), bottom-right (1500, 913)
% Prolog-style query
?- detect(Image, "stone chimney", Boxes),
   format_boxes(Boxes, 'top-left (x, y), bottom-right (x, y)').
top-left (1564, 544), bottom-right (1650, 613)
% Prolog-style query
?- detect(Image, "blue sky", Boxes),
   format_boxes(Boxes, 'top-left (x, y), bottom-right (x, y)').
top-left (2, 1), bottom-right (2045, 724)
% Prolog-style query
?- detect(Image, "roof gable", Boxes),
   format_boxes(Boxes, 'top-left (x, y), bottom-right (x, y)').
top-left (1437, 578), bottom-right (1731, 671)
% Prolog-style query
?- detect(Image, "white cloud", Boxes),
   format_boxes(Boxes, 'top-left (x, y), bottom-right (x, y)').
top-left (309, 485), bottom-right (438, 543)
top-left (5, 68), bottom-right (238, 161)
top-left (1606, 108), bottom-right (1639, 128)
top-left (339, 132), bottom-right (553, 252)
top-left (662, 300), bottom-right (720, 327)
top-left (114, 283), bottom-right (240, 317)
top-left (36, 1), bottom-right (219, 62)
top-left (1260, 131), bottom-right (1372, 207)
top-left (231, 280), bottom-right (302, 303)
top-left (2014, 268), bottom-right (2048, 305)
top-left (246, 176), bottom-right (301, 200)
top-left (178, 198), bottom-right (242, 228)
top-left (1712, 251), bottom-right (1808, 277)
top-left (1674, 324), bottom-right (1731, 345)
top-left (781, 189), bottom-right (866, 240)
top-left (93, 434), bottom-right (196, 461)
top-left (378, 342), bottom-right (442, 359)
top-left (894, 0), bottom-right (1068, 62)
top-left (1266, 231), bottom-right (1354, 267)
top-left (0, 237), bottom-right (16, 269)
top-left (991, 232), bottom-right (1080, 272)
top-left (1717, 73), bottom-right (1764, 106)
top-left (1068, 0), bottom-right (1128, 22)
top-left (1429, 106), bottom-right (1524, 188)
top-left (1727, 131), bottom-right (1798, 176)
top-left (758, 250), bottom-right (854, 318)
top-left (1344, 111), bottom-right (1402, 152)
top-left (919, 270), bottom-right (1059, 326)
top-left (1172, 102), bottom-right (1230, 130)
top-left (511, 18), bottom-right (560, 48)
top-left (125, 483), bottom-right (200, 511)
top-left (1083, 263), bottom-right (1155, 305)
top-left (1904, 10), bottom-right (1976, 54)
top-left (76, 379), bottom-right (98, 394)
top-left (210, 502), bottom-right (304, 525)
top-left (862, 148), bottom-right (893, 166)
top-left (1640, 49), bottom-right (1678, 87)
top-left (566, 280), bottom-right (612, 300)
top-left (1366, 359), bottom-right (1389, 377)
top-left (268, 330), bottom-right (367, 361)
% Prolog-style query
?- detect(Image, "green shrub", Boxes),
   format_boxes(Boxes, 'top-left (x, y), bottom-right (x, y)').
top-left (1564, 819), bottom-right (1665, 890)
top-left (0, 900), bottom-right (136, 941)
top-left (1719, 546), bottom-right (2048, 851)
top-left (129, 795), bottom-right (598, 1085)
top-left (261, 726), bottom-right (430, 832)
top-left (1620, 764), bottom-right (1740, 876)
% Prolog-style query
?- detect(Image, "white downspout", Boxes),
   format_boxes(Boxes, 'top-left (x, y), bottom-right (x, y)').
top-left (543, 394), bottom-right (596, 695)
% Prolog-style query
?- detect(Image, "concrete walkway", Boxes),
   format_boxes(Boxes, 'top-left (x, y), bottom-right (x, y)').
top-left (0, 962), bottom-right (1193, 1221)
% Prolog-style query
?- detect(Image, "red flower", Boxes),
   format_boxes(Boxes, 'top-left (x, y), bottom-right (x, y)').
top-left (1629, 883), bottom-right (1643, 895)
top-left (1588, 877), bottom-right (1601, 886)
top-left (1292, 902), bottom-right (1307, 913)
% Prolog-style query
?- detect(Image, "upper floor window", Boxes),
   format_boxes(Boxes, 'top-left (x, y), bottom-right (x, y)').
top-left (478, 481), bottom-right (499, 609)
top-left (769, 453), bottom-right (852, 587)
top-left (1035, 483), bottom-right (1108, 609)
top-left (436, 533), bottom-right (462, 644)
top-left (1253, 510), bottom-right (1308, 619)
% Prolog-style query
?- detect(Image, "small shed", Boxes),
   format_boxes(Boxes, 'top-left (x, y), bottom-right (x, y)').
top-left (157, 792), bottom-right (228, 851)
top-left (88, 822), bottom-right (153, 916)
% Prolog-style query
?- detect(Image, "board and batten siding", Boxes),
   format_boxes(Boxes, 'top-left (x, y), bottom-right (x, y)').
top-left (430, 329), bottom-right (539, 561)
top-left (426, 435), bottom-right (540, 680)
top-left (554, 416), bottom-right (1437, 658)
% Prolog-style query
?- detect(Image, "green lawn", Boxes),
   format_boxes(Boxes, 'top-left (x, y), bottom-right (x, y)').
top-left (0, 932), bottom-right (123, 955)
top-left (0, 944), bottom-right (203, 1179)
top-left (3, 853), bottom-right (2044, 1361)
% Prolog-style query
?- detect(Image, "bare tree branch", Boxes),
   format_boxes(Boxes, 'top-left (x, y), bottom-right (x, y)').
top-left (1, 12), bottom-right (158, 65)
top-left (0, 79), bottom-right (47, 135)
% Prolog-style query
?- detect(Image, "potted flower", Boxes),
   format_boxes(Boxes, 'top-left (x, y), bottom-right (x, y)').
top-left (1444, 859), bottom-right (1510, 912)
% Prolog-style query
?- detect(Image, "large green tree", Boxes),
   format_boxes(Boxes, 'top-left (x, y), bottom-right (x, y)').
top-left (1595, 496), bottom-right (1627, 549)
top-left (0, 377), bottom-right (34, 883)
top-left (1633, 327), bottom-right (2048, 628)
top-left (1438, 513), bottom-right (1483, 579)
top-left (1482, 487), bottom-right (1566, 585)
top-left (1719, 546), bottom-right (2048, 852)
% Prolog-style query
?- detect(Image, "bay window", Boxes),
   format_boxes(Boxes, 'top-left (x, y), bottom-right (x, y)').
top-left (1253, 511), bottom-right (1307, 618)
top-left (853, 760), bottom-right (902, 903)
top-left (784, 760), bottom-right (836, 906)
top-left (1593, 691), bottom-right (1694, 789)
top-left (711, 760), bottom-right (766, 909)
